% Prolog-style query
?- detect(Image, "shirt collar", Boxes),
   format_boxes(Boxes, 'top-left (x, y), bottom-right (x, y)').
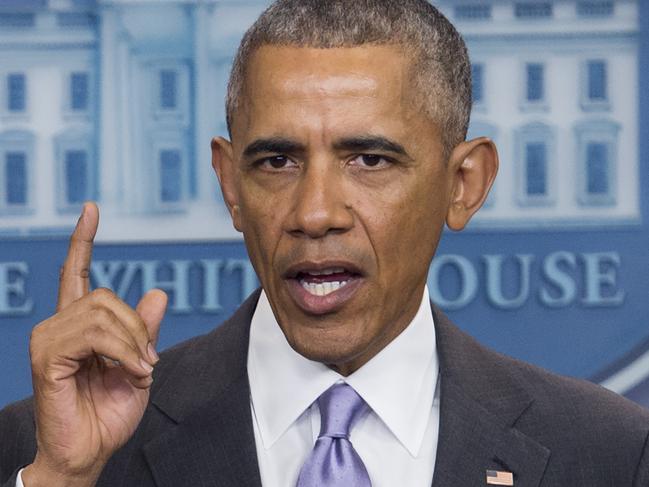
top-left (247, 287), bottom-right (438, 457)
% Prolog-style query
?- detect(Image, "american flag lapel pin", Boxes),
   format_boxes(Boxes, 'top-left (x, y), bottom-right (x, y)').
top-left (486, 469), bottom-right (514, 486)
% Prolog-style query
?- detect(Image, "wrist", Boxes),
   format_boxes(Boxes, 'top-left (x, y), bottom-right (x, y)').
top-left (22, 459), bottom-right (102, 487)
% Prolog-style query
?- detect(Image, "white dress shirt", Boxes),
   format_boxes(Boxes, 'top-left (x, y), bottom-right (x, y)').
top-left (17, 287), bottom-right (440, 487)
top-left (248, 288), bottom-right (440, 487)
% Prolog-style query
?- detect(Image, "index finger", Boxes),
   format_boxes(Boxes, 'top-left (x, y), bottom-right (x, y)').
top-left (57, 202), bottom-right (99, 311)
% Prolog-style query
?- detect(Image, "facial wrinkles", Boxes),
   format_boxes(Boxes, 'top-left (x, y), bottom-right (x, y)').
top-left (243, 49), bottom-right (411, 150)
top-left (282, 73), bottom-right (379, 101)
top-left (274, 91), bottom-right (383, 153)
top-left (242, 202), bottom-right (276, 287)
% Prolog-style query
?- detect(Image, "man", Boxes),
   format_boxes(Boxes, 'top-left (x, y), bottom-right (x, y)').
top-left (1, 0), bottom-right (648, 486)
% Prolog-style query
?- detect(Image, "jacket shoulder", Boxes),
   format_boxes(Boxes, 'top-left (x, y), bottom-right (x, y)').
top-left (433, 304), bottom-right (649, 447)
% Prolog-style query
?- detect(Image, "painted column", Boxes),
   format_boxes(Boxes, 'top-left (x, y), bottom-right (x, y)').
top-left (98, 4), bottom-right (121, 214)
top-left (193, 1), bottom-right (219, 205)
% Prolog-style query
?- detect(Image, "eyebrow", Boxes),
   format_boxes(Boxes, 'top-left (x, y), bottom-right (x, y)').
top-left (241, 134), bottom-right (412, 160)
top-left (333, 135), bottom-right (412, 159)
top-left (242, 137), bottom-right (305, 159)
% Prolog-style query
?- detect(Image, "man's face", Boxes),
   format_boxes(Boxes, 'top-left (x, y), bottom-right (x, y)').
top-left (217, 45), bottom-right (467, 374)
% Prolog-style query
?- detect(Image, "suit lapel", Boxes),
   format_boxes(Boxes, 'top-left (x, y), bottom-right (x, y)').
top-left (143, 291), bottom-right (263, 487)
top-left (431, 381), bottom-right (549, 487)
top-left (143, 373), bottom-right (261, 487)
top-left (431, 306), bottom-right (550, 487)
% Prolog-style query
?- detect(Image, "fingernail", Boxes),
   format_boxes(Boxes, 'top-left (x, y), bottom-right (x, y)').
top-left (147, 342), bottom-right (159, 363)
top-left (140, 358), bottom-right (154, 374)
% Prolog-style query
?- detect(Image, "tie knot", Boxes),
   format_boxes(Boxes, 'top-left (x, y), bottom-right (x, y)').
top-left (317, 383), bottom-right (368, 439)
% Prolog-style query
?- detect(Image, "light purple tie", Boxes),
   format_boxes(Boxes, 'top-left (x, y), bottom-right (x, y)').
top-left (296, 383), bottom-right (372, 487)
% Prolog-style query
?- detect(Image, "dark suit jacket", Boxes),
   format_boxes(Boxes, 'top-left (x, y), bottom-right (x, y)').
top-left (2, 290), bottom-right (649, 486)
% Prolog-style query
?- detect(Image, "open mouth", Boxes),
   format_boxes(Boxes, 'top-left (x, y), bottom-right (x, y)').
top-left (296, 268), bottom-right (359, 296)
top-left (283, 262), bottom-right (364, 314)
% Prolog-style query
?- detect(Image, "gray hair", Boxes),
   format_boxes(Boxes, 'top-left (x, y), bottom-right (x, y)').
top-left (226, 0), bottom-right (472, 157)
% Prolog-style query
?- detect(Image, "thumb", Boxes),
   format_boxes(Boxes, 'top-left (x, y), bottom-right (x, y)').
top-left (136, 289), bottom-right (168, 348)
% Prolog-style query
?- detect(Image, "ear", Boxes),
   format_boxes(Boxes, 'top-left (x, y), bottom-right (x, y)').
top-left (445, 136), bottom-right (499, 231)
top-left (211, 136), bottom-right (243, 232)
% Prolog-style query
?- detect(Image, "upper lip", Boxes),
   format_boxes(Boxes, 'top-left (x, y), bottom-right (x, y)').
top-left (282, 260), bottom-right (364, 279)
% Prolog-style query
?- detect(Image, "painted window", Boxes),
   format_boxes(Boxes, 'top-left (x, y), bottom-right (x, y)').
top-left (56, 12), bottom-right (97, 28)
top-left (455, 5), bottom-right (491, 20)
top-left (70, 72), bottom-right (89, 111)
top-left (575, 120), bottom-right (619, 206)
top-left (151, 62), bottom-right (190, 122)
top-left (580, 60), bottom-right (610, 111)
top-left (585, 143), bottom-right (608, 195)
top-left (514, 2), bottom-right (553, 18)
top-left (577, 1), bottom-right (614, 17)
top-left (515, 123), bottom-right (554, 206)
top-left (55, 132), bottom-right (96, 212)
top-left (0, 13), bottom-right (35, 28)
top-left (7, 73), bottom-right (26, 112)
top-left (5, 151), bottom-right (27, 205)
top-left (587, 60), bottom-right (607, 101)
top-left (64, 150), bottom-right (89, 204)
top-left (159, 149), bottom-right (182, 203)
top-left (526, 64), bottom-right (544, 102)
top-left (1, 0), bottom-right (45, 7)
top-left (471, 63), bottom-right (484, 105)
top-left (525, 143), bottom-right (547, 196)
top-left (0, 131), bottom-right (33, 212)
top-left (159, 70), bottom-right (178, 110)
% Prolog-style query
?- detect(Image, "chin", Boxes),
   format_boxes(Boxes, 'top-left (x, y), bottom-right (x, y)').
top-left (287, 327), bottom-right (368, 370)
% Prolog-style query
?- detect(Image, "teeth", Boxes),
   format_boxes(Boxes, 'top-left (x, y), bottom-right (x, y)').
top-left (306, 268), bottom-right (345, 276)
top-left (301, 280), bottom-right (348, 296)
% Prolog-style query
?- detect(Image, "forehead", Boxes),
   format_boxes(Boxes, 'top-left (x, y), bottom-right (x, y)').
top-left (249, 44), bottom-right (410, 96)
top-left (235, 45), bottom-right (428, 141)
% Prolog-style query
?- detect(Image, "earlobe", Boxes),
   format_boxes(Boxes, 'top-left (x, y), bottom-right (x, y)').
top-left (211, 136), bottom-right (243, 232)
top-left (446, 137), bottom-right (499, 231)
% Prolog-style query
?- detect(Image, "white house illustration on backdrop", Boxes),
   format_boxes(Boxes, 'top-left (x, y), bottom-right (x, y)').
top-left (0, 0), bottom-right (640, 241)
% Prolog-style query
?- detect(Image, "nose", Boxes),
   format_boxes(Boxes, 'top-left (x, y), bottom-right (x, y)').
top-left (287, 160), bottom-right (354, 239)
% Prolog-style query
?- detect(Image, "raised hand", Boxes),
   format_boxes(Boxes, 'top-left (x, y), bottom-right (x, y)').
top-left (21, 203), bottom-right (168, 487)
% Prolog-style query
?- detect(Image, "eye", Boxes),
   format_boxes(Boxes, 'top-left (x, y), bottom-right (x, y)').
top-left (349, 154), bottom-right (392, 169)
top-left (257, 155), bottom-right (298, 171)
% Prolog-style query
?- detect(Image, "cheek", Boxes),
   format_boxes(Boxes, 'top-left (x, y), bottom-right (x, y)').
top-left (239, 179), bottom-right (281, 230)
top-left (357, 175), bottom-right (447, 272)
top-left (239, 194), bottom-right (284, 273)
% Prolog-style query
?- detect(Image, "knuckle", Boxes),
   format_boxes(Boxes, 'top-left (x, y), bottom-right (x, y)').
top-left (28, 343), bottom-right (43, 371)
top-left (133, 376), bottom-right (154, 389)
top-left (69, 232), bottom-right (85, 248)
top-left (87, 305), bottom-right (115, 325)
top-left (30, 354), bottom-right (51, 380)
top-left (29, 320), bottom-right (52, 355)
top-left (30, 363), bottom-right (45, 382)
top-left (82, 323), bottom-right (106, 343)
top-left (78, 266), bottom-right (90, 280)
top-left (29, 336), bottom-right (49, 378)
top-left (133, 315), bottom-right (148, 336)
top-left (29, 322), bottom-right (44, 343)
top-left (29, 341), bottom-right (42, 365)
top-left (91, 287), bottom-right (115, 301)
